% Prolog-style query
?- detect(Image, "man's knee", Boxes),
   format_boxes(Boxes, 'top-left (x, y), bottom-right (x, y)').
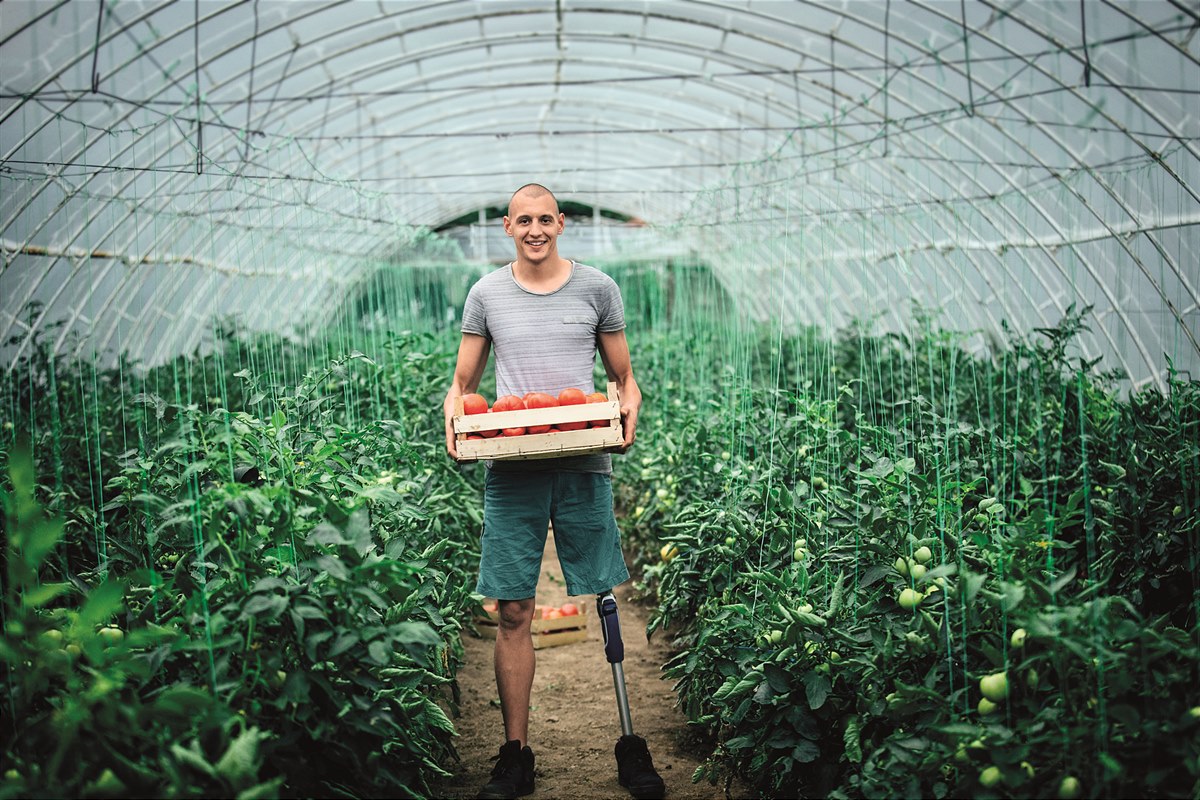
top-left (497, 598), bottom-right (536, 632)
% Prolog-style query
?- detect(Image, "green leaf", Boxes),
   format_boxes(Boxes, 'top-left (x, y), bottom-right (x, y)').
top-left (368, 639), bottom-right (392, 665)
top-left (803, 671), bottom-right (831, 709)
top-left (171, 741), bottom-right (218, 778)
top-left (791, 739), bottom-right (821, 763)
top-left (329, 631), bottom-right (359, 658)
top-left (21, 581), bottom-right (72, 608)
top-left (843, 716), bottom-right (863, 763)
top-left (80, 580), bottom-right (126, 627)
top-left (215, 726), bottom-right (270, 789)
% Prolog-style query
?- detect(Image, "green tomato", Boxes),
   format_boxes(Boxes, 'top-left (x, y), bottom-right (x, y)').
top-left (1010, 628), bottom-right (1028, 648)
top-left (39, 629), bottom-right (64, 646)
top-left (768, 629), bottom-right (783, 645)
top-left (898, 588), bottom-right (923, 610)
top-left (98, 626), bottom-right (124, 646)
top-left (798, 603), bottom-right (814, 614)
top-left (1058, 776), bottom-right (1081, 799)
top-left (979, 671), bottom-right (1009, 702)
top-left (725, 536), bottom-right (736, 546)
top-left (977, 697), bottom-right (999, 715)
top-left (894, 557), bottom-right (910, 577)
top-left (4, 769), bottom-right (20, 782)
top-left (909, 563), bottom-right (927, 581)
top-left (979, 766), bottom-right (1002, 788)
top-left (794, 547), bottom-right (807, 561)
top-left (913, 546), bottom-right (933, 564)
top-left (828, 651), bottom-right (841, 662)
top-left (1188, 706), bottom-right (1200, 719)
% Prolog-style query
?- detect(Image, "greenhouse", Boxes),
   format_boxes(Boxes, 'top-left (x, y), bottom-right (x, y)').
top-left (1, 0), bottom-right (1197, 798)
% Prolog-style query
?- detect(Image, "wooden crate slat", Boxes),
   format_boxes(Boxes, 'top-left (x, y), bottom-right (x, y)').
top-left (453, 382), bottom-right (624, 462)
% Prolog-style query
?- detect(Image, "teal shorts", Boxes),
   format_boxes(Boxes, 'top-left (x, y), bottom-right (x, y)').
top-left (477, 469), bottom-right (630, 600)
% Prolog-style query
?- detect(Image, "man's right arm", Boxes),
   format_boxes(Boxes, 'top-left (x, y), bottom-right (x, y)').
top-left (444, 333), bottom-right (491, 459)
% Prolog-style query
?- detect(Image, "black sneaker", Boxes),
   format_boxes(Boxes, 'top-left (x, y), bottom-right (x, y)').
top-left (478, 739), bottom-right (535, 800)
top-left (615, 734), bottom-right (666, 799)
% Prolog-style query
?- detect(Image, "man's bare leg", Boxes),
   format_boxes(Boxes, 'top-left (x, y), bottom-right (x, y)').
top-left (495, 597), bottom-right (537, 745)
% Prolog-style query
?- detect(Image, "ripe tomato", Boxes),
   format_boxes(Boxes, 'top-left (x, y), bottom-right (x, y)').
top-left (586, 392), bottom-right (611, 427)
top-left (557, 388), bottom-right (588, 430)
top-left (547, 609), bottom-right (563, 619)
top-left (559, 603), bottom-right (579, 616)
top-left (491, 395), bottom-right (526, 436)
top-left (462, 393), bottom-right (489, 415)
top-left (524, 392), bottom-right (557, 434)
top-left (466, 434), bottom-right (484, 440)
top-left (492, 395), bottom-right (525, 412)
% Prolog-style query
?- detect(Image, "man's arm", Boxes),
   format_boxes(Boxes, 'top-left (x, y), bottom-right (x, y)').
top-left (444, 333), bottom-right (491, 459)
top-left (597, 329), bottom-right (641, 452)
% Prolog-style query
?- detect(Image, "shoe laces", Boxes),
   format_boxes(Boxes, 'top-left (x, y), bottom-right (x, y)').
top-left (490, 745), bottom-right (524, 778)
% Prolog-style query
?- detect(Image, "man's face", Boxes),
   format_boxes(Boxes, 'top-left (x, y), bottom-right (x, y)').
top-left (503, 192), bottom-right (564, 265)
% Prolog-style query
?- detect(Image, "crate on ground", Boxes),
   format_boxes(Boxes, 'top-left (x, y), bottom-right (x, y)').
top-left (475, 601), bottom-right (588, 649)
top-left (453, 382), bottom-right (623, 463)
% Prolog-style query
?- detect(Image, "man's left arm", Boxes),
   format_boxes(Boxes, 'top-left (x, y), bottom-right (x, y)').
top-left (597, 330), bottom-right (641, 452)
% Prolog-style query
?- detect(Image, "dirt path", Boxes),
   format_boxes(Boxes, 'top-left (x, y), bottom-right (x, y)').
top-left (433, 530), bottom-right (748, 800)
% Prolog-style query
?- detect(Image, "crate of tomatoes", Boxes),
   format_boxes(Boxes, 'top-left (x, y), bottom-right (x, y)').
top-left (476, 600), bottom-right (587, 649)
top-left (452, 382), bottom-right (623, 463)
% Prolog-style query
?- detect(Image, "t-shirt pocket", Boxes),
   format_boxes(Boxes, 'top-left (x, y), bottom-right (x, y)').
top-left (561, 315), bottom-right (594, 326)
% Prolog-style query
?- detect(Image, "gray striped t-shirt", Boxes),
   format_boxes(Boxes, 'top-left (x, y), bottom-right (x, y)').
top-left (461, 261), bottom-right (625, 473)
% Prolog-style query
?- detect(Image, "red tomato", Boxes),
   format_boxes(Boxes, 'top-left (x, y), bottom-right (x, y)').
top-left (547, 609), bottom-right (563, 619)
top-left (524, 392), bottom-right (557, 434)
top-left (560, 603), bottom-right (579, 616)
top-left (491, 395), bottom-right (526, 436)
top-left (492, 395), bottom-right (526, 412)
top-left (462, 393), bottom-right (489, 415)
top-left (466, 434), bottom-right (484, 440)
top-left (587, 392), bottom-right (612, 427)
top-left (557, 388), bottom-right (588, 431)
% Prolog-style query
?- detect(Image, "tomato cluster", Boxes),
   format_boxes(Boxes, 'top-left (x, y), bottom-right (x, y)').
top-left (461, 389), bottom-right (610, 439)
top-left (480, 601), bottom-right (582, 619)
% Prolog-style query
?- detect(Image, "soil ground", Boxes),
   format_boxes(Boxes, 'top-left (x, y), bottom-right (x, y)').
top-left (432, 529), bottom-right (750, 800)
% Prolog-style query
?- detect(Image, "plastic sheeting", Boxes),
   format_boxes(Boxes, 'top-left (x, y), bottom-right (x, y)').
top-left (2, 1), bottom-right (1197, 387)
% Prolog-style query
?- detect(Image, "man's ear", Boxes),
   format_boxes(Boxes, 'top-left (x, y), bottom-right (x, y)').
top-left (503, 216), bottom-right (513, 236)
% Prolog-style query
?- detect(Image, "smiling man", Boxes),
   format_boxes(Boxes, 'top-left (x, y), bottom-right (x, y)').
top-left (443, 184), bottom-right (664, 800)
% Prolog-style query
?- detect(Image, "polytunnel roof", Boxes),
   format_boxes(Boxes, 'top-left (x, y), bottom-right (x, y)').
top-left (1, 1), bottom-right (1198, 389)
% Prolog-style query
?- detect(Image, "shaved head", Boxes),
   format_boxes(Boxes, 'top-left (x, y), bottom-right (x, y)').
top-left (508, 183), bottom-right (558, 216)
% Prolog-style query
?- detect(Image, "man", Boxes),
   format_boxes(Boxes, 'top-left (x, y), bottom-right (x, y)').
top-left (443, 184), bottom-right (665, 800)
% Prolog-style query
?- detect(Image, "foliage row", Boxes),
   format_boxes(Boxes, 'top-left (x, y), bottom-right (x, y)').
top-left (618, 307), bottom-right (1200, 799)
top-left (1, 331), bottom-right (482, 798)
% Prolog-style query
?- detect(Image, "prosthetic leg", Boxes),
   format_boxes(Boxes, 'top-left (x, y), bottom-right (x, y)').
top-left (597, 591), bottom-right (666, 799)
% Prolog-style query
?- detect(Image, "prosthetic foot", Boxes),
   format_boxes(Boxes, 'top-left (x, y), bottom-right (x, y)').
top-left (597, 591), bottom-right (666, 800)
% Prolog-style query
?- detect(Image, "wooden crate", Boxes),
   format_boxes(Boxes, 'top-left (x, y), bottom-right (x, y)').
top-left (453, 383), bottom-right (624, 463)
top-left (475, 603), bottom-right (588, 649)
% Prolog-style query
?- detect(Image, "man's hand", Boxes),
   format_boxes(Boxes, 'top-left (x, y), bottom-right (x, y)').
top-left (445, 334), bottom-right (491, 462)
top-left (597, 330), bottom-right (640, 454)
top-left (616, 388), bottom-right (640, 453)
